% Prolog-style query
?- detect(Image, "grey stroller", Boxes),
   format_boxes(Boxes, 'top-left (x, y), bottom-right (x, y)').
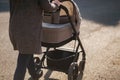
top-left (33, 0), bottom-right (86, 80)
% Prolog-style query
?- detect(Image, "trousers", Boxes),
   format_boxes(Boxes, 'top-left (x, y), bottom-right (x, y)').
top-left (13, 53), bottom-right (36, 80)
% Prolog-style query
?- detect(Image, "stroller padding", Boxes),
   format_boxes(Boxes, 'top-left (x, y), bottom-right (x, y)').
top-left (42, 22), bottom-right (80, 43)
top-left (42, 0), bottom-right (81, 44)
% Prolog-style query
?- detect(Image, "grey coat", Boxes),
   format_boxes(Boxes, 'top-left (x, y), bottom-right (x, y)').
top-left (9, 0), bottom-right (58, 54)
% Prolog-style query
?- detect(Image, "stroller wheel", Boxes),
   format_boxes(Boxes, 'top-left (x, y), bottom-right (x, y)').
top-left (33, 57), bottom-right (43, 78)
top-left (68, 62), bottom-right (78, 80)
top-left (34, 57), bottom-right (41, 71)
top-left (34, 57), bottom-right (40, 64)
top-left (79, 60), bottom-right (85, 72)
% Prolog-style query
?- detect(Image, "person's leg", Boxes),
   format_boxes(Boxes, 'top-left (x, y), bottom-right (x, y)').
top-left (13, 53), bottom-right (33, 80)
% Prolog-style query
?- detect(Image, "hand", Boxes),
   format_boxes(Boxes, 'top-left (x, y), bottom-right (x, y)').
top-left (52, 0), bottom-right (62, 6)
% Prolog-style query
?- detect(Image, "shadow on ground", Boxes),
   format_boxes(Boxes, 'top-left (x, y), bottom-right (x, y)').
top-left (1, 0), bottom-right (120, 26)
top-left (74, 0), bottom-right (120, 26)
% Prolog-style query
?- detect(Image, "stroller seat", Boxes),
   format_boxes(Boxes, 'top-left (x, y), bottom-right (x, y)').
top-left (41, 0), bottom-right (81, 47)
top-left (42, 22), bottom-right (80, 44)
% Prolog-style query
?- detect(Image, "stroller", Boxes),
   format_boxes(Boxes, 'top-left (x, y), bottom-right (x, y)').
top-left (34, 0), bottom-right (86, 80)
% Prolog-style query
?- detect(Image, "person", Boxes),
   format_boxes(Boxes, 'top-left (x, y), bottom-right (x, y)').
top-left (9, 0), bottom-right (61, 80)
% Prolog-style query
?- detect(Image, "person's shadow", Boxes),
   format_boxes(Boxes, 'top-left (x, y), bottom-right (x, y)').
top-left (44, 70), bottom-right (59, 80)
top-left (43, 70), bottom-right (84, 80)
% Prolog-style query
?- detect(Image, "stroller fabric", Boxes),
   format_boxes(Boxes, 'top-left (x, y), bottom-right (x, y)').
top-left (42, 0), bottom-right (82, 43)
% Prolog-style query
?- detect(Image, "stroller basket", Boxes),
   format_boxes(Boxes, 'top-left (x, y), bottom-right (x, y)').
top-left (46, 49), bottom-right (76, 72)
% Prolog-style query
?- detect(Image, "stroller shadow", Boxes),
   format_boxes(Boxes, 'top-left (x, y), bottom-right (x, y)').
top-left (77, 72), bottom-right (84, 80)
top-left (44, 70), bottom-right (59, 80)
top-left (44, 70), bottom-right (84, 80)
top-left (28, 70), bottom-right (58, 80)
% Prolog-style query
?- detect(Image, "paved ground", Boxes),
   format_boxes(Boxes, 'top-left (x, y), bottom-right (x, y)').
top-left (0, 0), bottom-right (120, 80)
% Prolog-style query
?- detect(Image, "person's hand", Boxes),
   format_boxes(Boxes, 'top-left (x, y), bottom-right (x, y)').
top-left (52, 0), bottom-right (62, 6)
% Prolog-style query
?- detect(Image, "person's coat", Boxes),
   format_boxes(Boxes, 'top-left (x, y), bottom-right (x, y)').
top-left (9, 0), bottom-right (58, 54)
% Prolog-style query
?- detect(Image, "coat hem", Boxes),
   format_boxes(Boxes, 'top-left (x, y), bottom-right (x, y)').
top-left (13, 48), bottom-right (42, 54)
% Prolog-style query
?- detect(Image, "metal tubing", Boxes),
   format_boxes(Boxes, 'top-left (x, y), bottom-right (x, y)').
top-left (60, 5), bottom-right (86, 61)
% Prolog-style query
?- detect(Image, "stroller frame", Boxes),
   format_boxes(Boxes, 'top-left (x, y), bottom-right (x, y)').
top-left (34, 1), bottom-right (86, 80)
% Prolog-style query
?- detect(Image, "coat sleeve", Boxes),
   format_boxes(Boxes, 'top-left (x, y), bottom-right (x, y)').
top-left (39, 0), bottom-right (59, 11)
